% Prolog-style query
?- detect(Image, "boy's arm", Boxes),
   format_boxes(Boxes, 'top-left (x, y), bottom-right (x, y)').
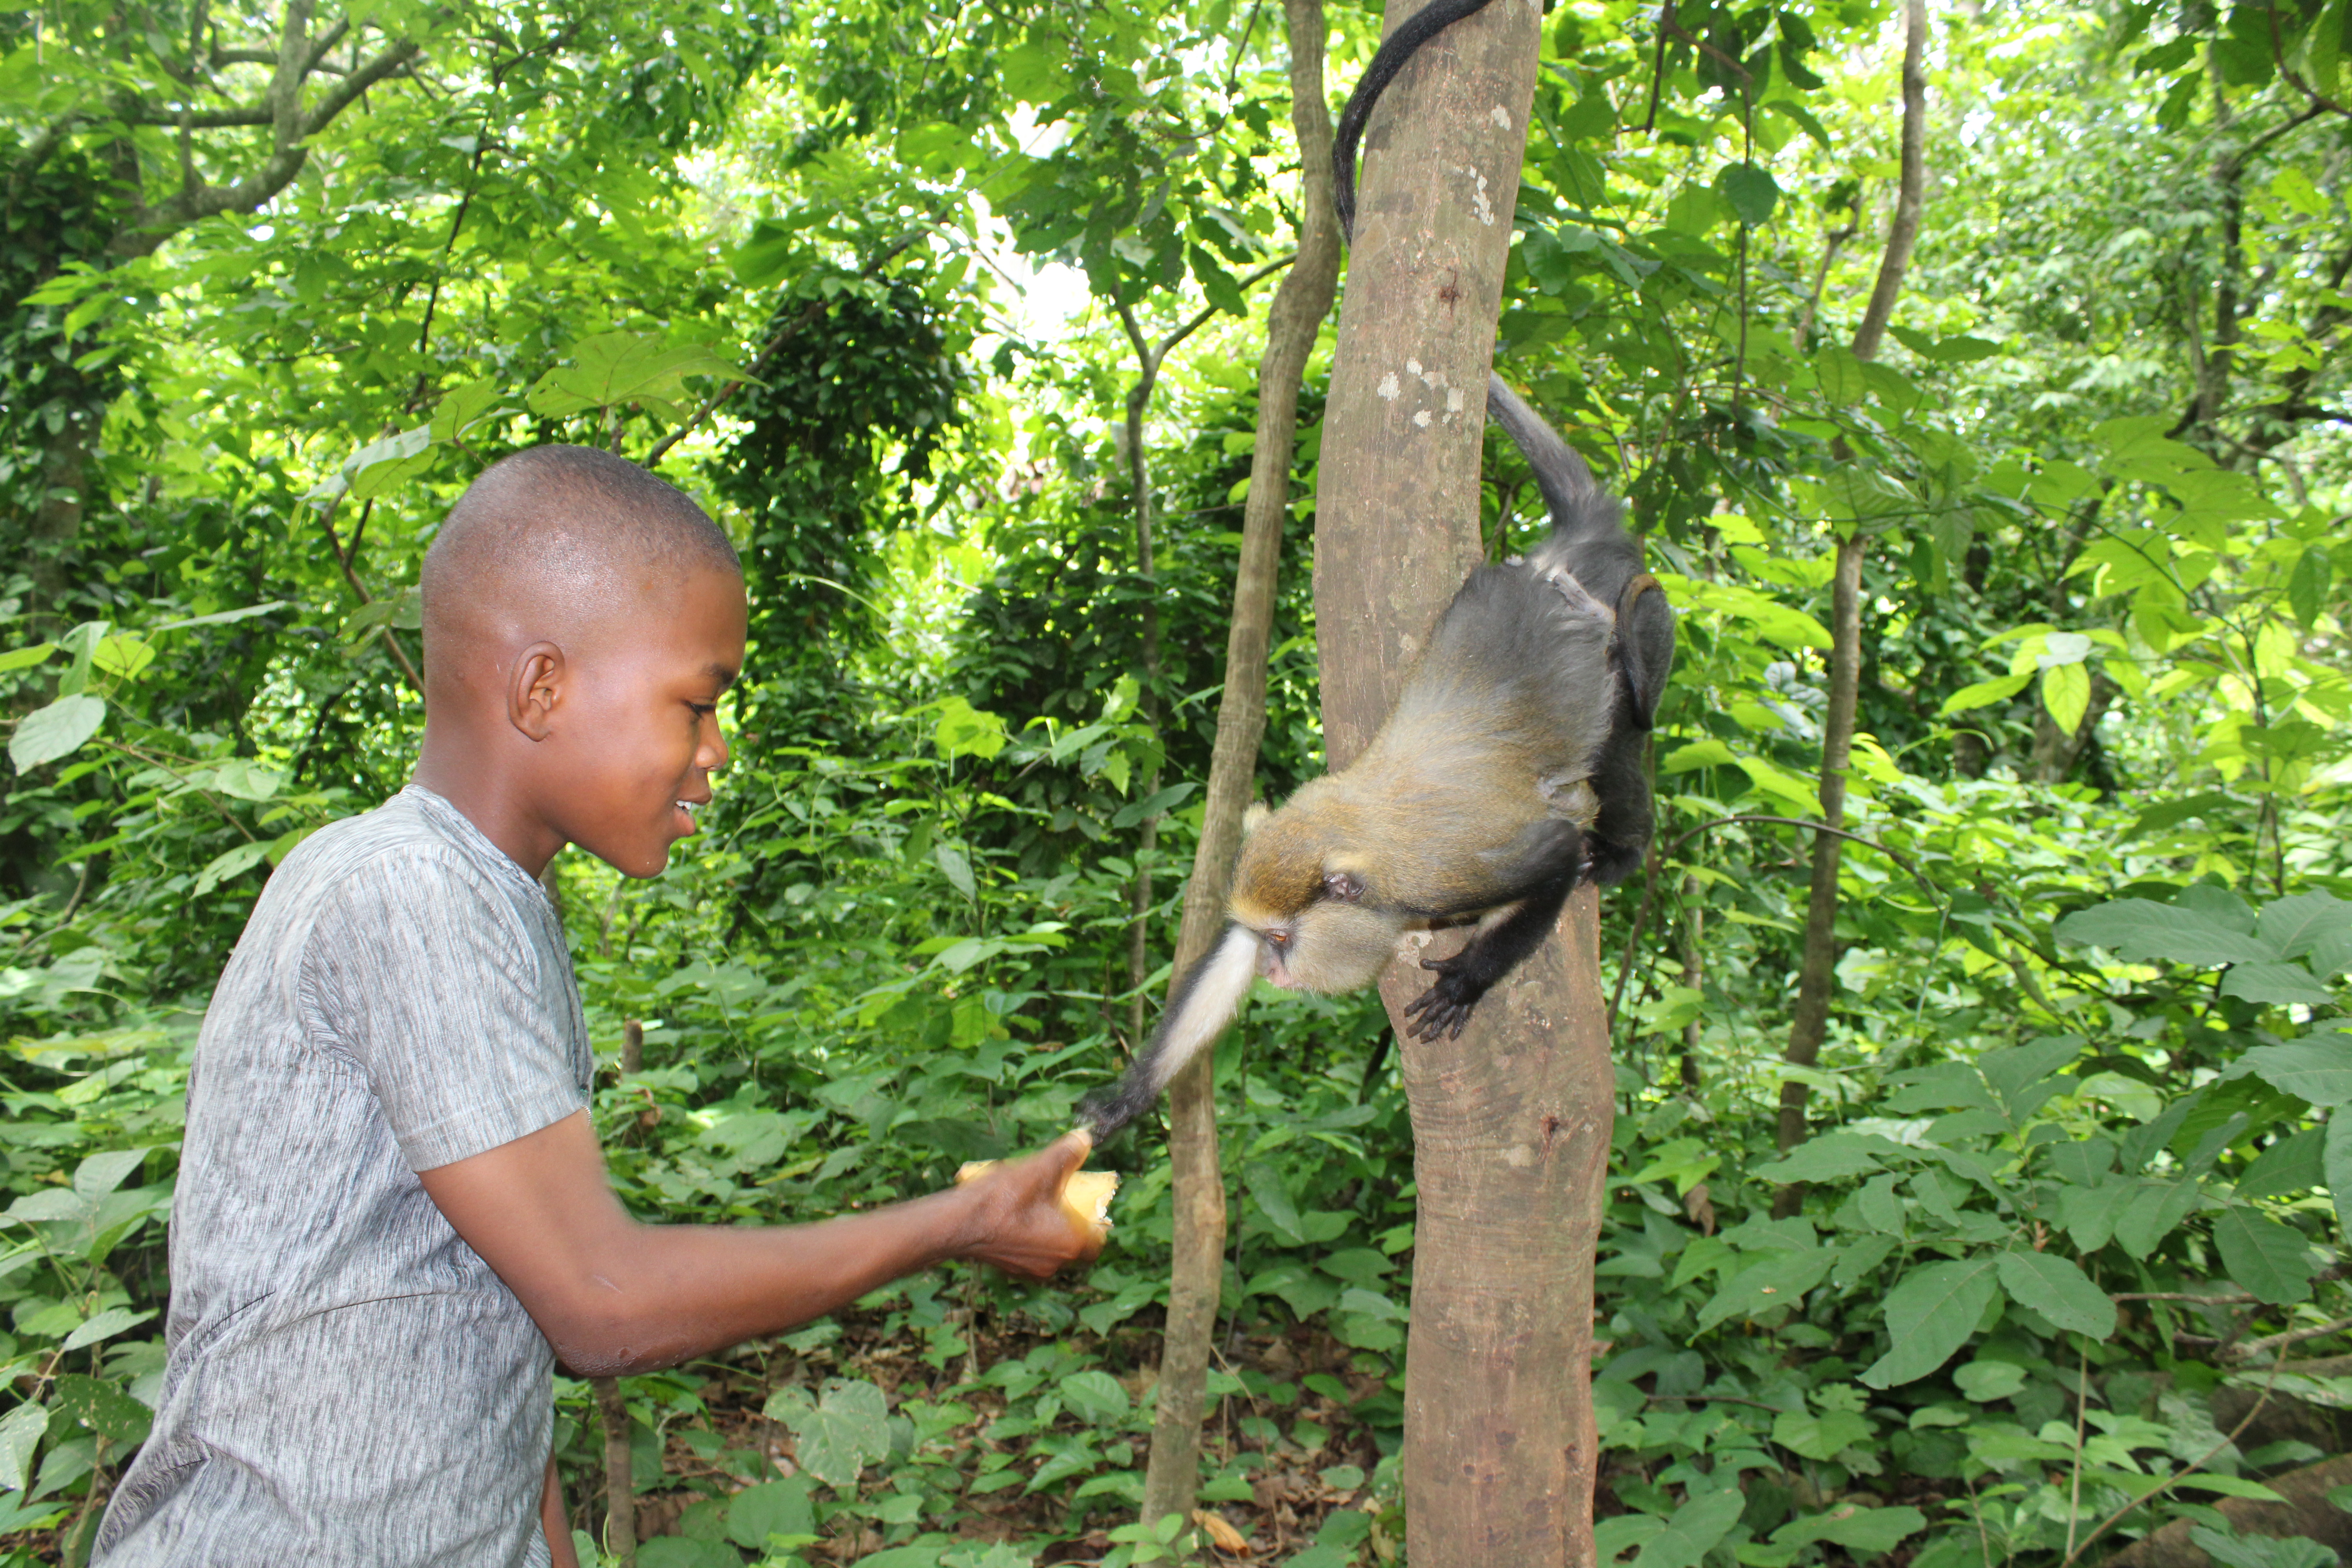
top-left (420, 1112), bottom-right (1100, 1376)
top-left (541, 1455), bottom-right (577, 1568)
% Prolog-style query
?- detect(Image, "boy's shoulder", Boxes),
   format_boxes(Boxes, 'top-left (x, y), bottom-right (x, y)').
top-left (269, 787), bottom-right (544, 930)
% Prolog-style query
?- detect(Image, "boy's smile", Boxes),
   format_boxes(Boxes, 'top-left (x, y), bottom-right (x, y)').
top-left (543, 566), bottom-right (748, 879)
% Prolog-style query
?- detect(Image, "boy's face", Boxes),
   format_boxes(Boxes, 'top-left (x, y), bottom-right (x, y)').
top-left (546, 566), bottom-right (749, 878)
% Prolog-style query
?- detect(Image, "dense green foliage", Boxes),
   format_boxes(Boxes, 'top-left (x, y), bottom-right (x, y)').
top-left (4, 0), bottom-right (2351, 1564)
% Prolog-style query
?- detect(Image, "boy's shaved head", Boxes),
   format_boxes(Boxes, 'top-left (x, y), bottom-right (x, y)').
top-left (422, 445), bottom-right (740, 682)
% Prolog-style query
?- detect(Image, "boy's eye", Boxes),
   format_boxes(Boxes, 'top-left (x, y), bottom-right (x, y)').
top-left (688, 703), bottom-right (717, 719)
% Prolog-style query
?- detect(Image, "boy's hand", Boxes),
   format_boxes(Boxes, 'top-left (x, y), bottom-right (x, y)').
top-left (953, 1131), bottom-right (1105, 1279)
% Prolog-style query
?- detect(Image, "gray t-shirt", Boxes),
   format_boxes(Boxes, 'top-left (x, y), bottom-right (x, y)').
top-left (97, 786), bottom-right (593, 1567)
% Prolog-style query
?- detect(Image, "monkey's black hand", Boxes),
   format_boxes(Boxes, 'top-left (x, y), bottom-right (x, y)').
top-left (1402, 954), bottom-right (1486, 1042)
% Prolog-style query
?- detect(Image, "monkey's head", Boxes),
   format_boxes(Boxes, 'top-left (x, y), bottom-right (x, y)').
top-left (1227, 797), bottom-right (1404, 995)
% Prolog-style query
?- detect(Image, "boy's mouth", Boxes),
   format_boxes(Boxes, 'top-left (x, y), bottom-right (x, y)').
top-left (674, 798), bottom-right (703, 832)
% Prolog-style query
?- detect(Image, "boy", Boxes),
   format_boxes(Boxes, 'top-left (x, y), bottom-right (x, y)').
top-left (96, 448), bottom-right (1099, 1565)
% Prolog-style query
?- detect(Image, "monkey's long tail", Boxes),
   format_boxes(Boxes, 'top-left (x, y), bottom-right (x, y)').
top-left (1483, 376), bottom-right (1612, 537)
top-left (1078, 924), bottom-right (1260, 1141)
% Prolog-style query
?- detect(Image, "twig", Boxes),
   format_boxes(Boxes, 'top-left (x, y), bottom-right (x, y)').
top-left (1662, 813), bottom-right (1936, 897)
top-left (2053, 1354), bottom-right (2285, 1568)
top-left (312, 492), bottom-right (423, 691)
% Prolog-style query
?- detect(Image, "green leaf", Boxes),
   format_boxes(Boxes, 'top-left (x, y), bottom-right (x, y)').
top-left (49, 1374), bottom-right (152, 1445)
top-left (2238, 1126), bottom-right (2325, 1198)
top-left (9, 694), bottom-right (106, 773)
top-left (2326, 1116), bottom-right (2352, 1237)
top-left (1749, 1133), bottom-right (1898, 1184)
top-left (1773, 1408), bottom-right (1872, 1461)
top-left (2041, 661), bottom-right (2091, 735)
top-left (2055, 899), bottom-right (2276, 967)
top-left (2222, 962), bottom-right (2335, 1007)
top-left (1861, 1259), bottom-right (2000, 1388)
top-left (59, 1306), bottom-right (154, 1352)
top-left (1772, 1505), bottom-right (1926, 1555)
top-left (0, 1402), bottom-right (45, 1492)
top-left (1717, 162), bottom-right (1781, 226)
top-left (192, 840), bottom-right (271, 898)
top-left (1057, 1370), bottom-right (1131, 1423)
top-left (2288, 547), bottom-right (2333, 628)
top-left (2211, 1209), bottom-right (2315, 1304)
top-left (2242, 1036), bottom-right (2352, 1106)
top-left (1696, 1248), bottom-right (1835, 1330)
top-left (0, 642), bottom-right (56, 673)
top-left (2259, 894), bottom-right (2352, 959)
top-left (1244, 1160), bottom-right (1305, 1245)
top-left (2114, 1179), bottom-right (2201, 1258)
top-left (1993, 1250), bottom-right (2116, 1339)
top-left (1629, 1488), bottom-right (1749, 1568)
top-left (726, 1477), bottom-right (816, 1549)
top-left (762, 1377), bottom-right (890, 1489)
top-left (933, 842), bottom-right (976, 900)
top-left (1940, 671), bottom-right (2031, 715)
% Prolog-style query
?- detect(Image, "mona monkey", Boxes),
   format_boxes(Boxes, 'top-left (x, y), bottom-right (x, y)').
top-left (1076, 0), bottom-right (1675, 1143)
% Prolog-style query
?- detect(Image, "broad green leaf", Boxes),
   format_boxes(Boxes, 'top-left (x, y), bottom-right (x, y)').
top-left (48, 1374), bottom-right (152, 1445)
top-left (1717, 161), bottom-right (1781, 226)
top-left (1940, 671), bottom-right (2031, 715)
top-left (2241, 1036), bottom-right (2352, 1106)
top-left (1993, 1250), bottom-right (2116, 1339)
top-left (933, 842), bottom-right (976, 900)
top-left (0, 1402), bottom-right (45, 1491)
top-left (2058, 1181), bottom-right (2135, 1251)
top-left (1697, 1249), bottom-right (1835, 1331)
top-left (1749, 1134), bottom-right (1897, 1184)
top-left (2288, 547), bottom-right (2333, 628)
top-left (933, 697), bottom-right (1007, 761)
top-left (2238, 1126), bottom-right (2325, 1198)
top-left (73, 1148), bottom-right (147, 1201)
top-left (60, 1306), bottom-right (154, 1352)
top-left (726, 1476), bottom-right (816, 1550)
top-left (0, 642), bottom-right (56, 673)
top-left (1953, 1359), bottom-right (2028, 1400)
top-left (1773, 1408), bottom-right (1872, 1461)
top-left (1057, 1370), bottom-right (1130, 1423)
top-left (2041, 661), bottom-right (2090, 734)
top-left (2222, 962), bottom-right (2334, 1007)
top-left (1244, 1160), bottom-right (1305, 1245)
top-left (2191, 1526), bottom-right (2336, 1568)
top-left (762, 1377), bottom-right (889, 1489)
top-left (1861, 1259), bottom-right (2000, 1388)
top-left (1629, 1487), bottom-right (1748, 1568)
top-left (2259, 893), bottom-right (2352, 958)
top-left (1773, 1505), bottom-right (1926, 1555)
top-left (2211, 1209), bottom-right (2315, 1304)
top-left (2055, 899), bottom-right (2276, 967)
top-left (9, 694), bottom-right (106, 773)
top-left (192, 841), bottom-right (271, 898)
top-left (2327, 1116), bottom-right (2352, 1236)
top-left (2114, 1179), bottom-right (2201, 1258)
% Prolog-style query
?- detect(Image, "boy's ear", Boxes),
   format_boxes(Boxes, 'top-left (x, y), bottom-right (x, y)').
top-left (509, 642), bottom-right (564, 742)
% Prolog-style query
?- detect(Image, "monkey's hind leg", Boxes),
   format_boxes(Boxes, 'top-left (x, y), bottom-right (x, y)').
top-left (1400, 862), bottom-right (1581, 1042)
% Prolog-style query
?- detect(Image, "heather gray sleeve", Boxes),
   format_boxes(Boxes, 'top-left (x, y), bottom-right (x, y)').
top-left (304, 848), bottom-right (588, 1172)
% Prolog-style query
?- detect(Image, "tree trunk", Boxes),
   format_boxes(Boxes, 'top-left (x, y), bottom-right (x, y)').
top-left (594, 1376), bottom-right (636, 1567)
top-left (1136, 0), bottom-right (1342, 1544)
top-left (1313, 2), bottom-right (1602, 1561)
top-left (1772, 0), bottom-right (1928, 1175)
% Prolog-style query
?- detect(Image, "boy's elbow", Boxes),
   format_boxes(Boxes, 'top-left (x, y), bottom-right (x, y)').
top-left (534, 1292), bottom-right (689, 1377)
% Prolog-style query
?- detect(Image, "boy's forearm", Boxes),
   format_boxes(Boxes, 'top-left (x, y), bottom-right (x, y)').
top-left (420, 1112), bottom-right (1093, 1377)
top-left (548, 1189), bottom-right (980, 1375)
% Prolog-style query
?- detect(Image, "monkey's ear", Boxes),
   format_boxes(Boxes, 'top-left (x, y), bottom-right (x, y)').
top-left (1242, 802), bottom-right (1271, 837)
top-left (1323, 870), bottom-right (1366, 903)
top-left (1615, 574), bottom-right (1678, 730)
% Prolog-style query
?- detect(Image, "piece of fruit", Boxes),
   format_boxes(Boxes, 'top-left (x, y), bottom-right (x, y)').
top-left (957, 1137), bottom-right (1119, 1242)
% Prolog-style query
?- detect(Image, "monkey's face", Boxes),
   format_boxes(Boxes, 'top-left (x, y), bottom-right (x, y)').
top-left (1249, 899), bottom-right (1400, 995)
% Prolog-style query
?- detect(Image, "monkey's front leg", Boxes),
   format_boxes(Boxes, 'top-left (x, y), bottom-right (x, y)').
top-left (1400, 865), bottom-right (1581, 1042)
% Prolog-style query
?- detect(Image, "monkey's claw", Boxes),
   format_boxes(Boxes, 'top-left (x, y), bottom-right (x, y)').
top-left (1402, 956), bottom-right (1481, 1042)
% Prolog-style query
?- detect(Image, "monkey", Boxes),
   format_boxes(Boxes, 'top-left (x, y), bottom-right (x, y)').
top-left (1073, 0), bottom-right (1675, 1144)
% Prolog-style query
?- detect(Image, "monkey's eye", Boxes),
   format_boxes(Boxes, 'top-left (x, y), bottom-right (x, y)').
top-left (1265, 930), bottom-right (1290, 951)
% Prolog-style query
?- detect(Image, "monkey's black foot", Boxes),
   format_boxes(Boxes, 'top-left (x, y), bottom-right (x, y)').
top-left (1402, 955), bottom-right (1487, 1042)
